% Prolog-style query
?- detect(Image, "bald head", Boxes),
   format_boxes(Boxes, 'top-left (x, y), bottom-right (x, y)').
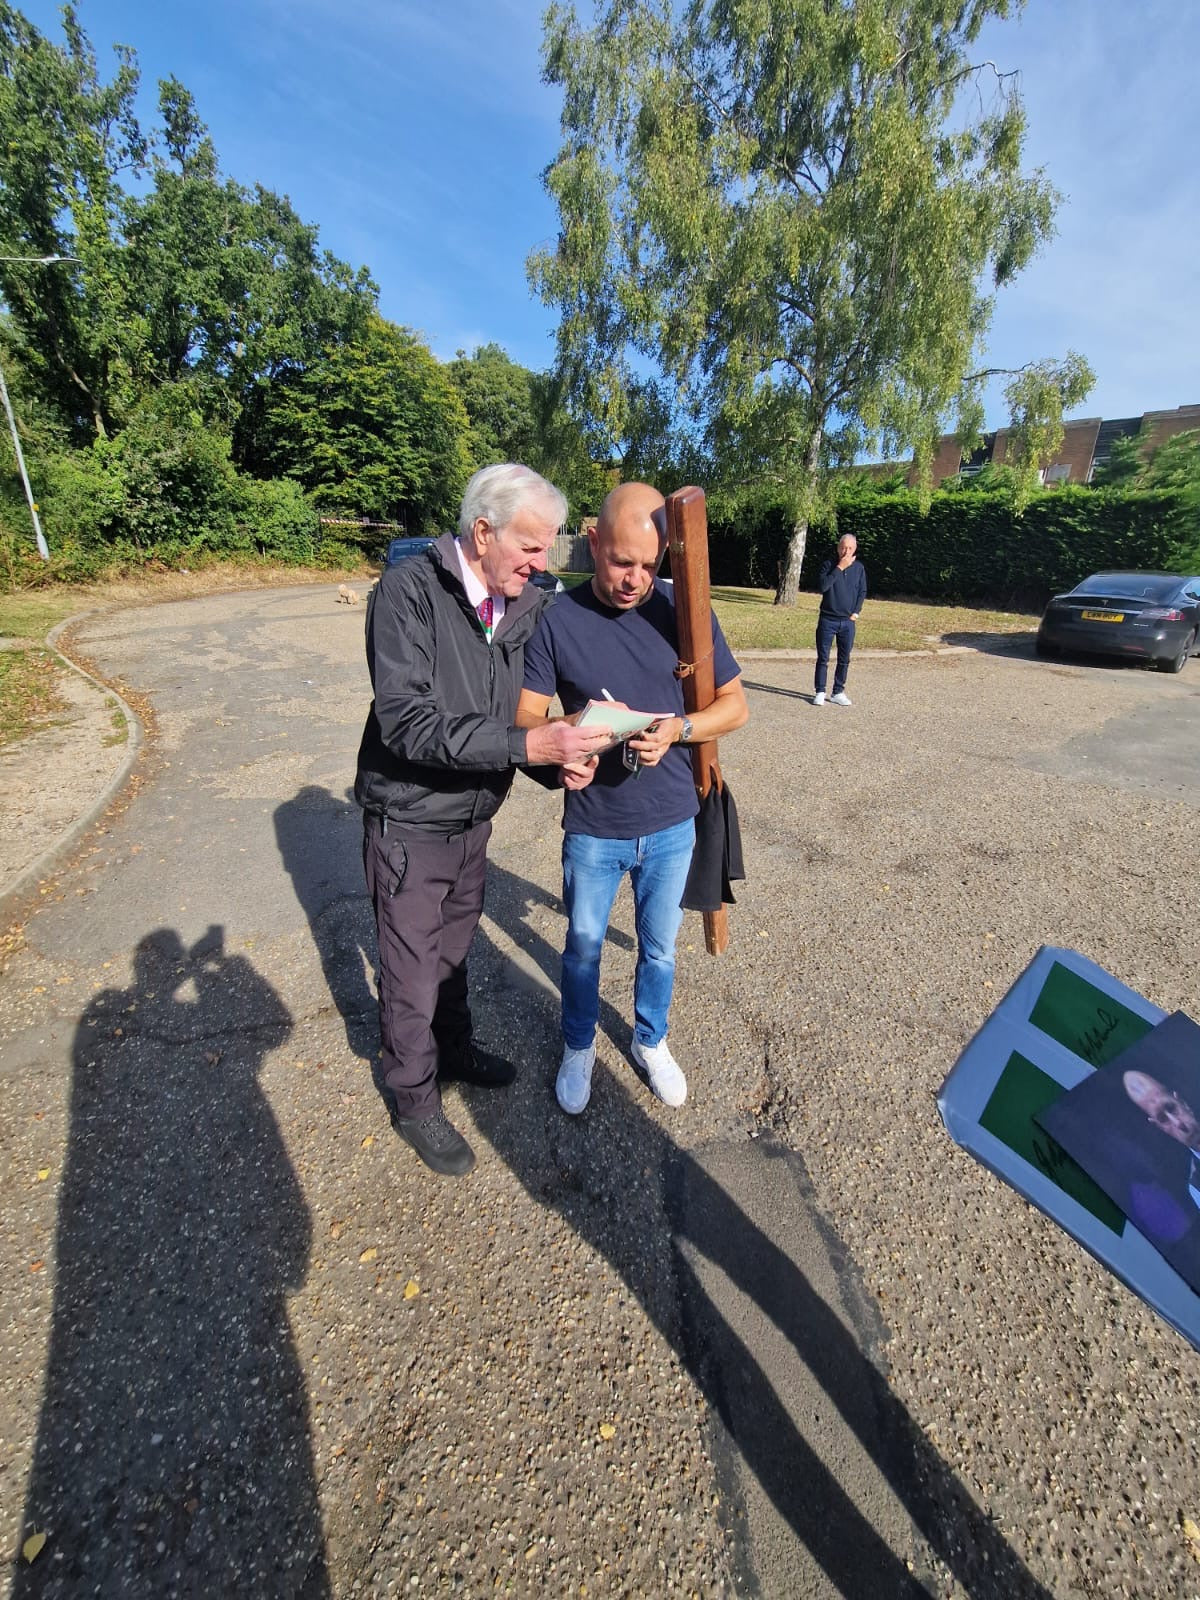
top-left (589, 481), bottom-right (667, 610)
top-left (598, 482), bottom-right (667, 539)
top-left (1124, 1070), bottom-right (1200, 1147)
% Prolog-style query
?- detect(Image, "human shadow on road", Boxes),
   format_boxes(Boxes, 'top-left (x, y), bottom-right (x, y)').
top-left (274, 782), bottom-right (634, 1111)
top-left (274, 784), bottom-right (379, 1066)
top-left (741, 678), bottom-right (817, 701)
top-left (471, 860), bottom-right (1055, 1600)
top-left (12, 927), bottom-right (329, 1599)
top-left (939, 631), bottom-right (1038, 657)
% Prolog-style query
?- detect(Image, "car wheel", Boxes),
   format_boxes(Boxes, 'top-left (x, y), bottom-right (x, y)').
top-left (1159, 630), bottom-right (1196, 674)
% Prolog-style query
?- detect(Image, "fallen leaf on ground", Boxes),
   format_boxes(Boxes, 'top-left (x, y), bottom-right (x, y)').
top-left (599, 1423), bottom-right (616, 1440)
top-left (359, 1247), bottom-right (377, 1263)
top-left (22, 1531), bottom-right (46, 1563)
top-left (36, 1169), bottom-right (50, 1182)
top-left (403, 1279), bottom-right (419, 1300)
top-left (361, 1135), bottom-right (375, 1149)
top-left (1182, 1515), bottom-right (1200, 1562)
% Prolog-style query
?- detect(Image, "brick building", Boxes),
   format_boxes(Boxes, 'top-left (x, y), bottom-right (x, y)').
top-left (907, 403), bottom-right (1200, 488)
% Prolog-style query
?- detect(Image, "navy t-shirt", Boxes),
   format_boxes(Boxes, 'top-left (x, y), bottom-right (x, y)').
top-left (522, 579), bottom-right (740, 839)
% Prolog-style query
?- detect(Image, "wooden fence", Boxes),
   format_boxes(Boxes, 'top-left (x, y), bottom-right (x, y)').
top-left (550, 527), bottom-right (594, 573)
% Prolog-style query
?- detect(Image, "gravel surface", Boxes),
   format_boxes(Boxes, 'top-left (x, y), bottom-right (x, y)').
top-left (1, 588), bottom-right (1198, 1598)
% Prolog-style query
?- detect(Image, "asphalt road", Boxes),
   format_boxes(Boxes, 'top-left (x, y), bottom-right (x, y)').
top-left (2, 585), bottom-right (1199, 1598)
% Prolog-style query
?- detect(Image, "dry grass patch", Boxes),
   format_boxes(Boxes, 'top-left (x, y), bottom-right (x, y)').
top-left (710, 585), bottom-right (1039, 652)
top-left (0, 648), bottom-right (67, 748)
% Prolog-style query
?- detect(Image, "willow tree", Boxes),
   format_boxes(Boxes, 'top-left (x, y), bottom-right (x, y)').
top-left (531, 0), bottom-right (1087, 602)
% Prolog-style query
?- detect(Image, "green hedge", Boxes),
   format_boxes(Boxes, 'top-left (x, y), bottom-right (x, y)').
top-left (708, 484), bottom-right (1200, 606)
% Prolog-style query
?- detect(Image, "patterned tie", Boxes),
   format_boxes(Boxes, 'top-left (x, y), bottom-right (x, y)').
top-left (477, 597), bottom-right (494, 631)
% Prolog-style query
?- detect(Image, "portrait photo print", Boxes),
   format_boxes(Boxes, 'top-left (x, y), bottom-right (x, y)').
top-left (1036, 1011), bottom-right (1200, 1295)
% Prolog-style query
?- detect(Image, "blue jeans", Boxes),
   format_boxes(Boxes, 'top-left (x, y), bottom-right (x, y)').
top-left (561, 818), bottom-right (696, 1051)
top-left (815, 614), bottom-right (855, 695)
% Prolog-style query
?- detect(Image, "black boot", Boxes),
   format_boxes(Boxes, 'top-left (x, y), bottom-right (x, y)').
top-left (390, 1106), bottom-right (476, 1176)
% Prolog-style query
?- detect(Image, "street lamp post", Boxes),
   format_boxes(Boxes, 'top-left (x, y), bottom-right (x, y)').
top-left (0, 360), bottom-right (48, 559)
top-left (0, 253), bottom-right (82, 563)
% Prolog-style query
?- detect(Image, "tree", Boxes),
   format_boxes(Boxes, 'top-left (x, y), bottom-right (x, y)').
top-left (1088, 431), bottom-right (1142, 490)
top-left (532, 0), bottom-right (1089, 602)
top-left (971, 351), bottom-right (1094, 507)
top-left (1138, 429), bottom-right (1200, 495)
top-left (447, 342), bottom-right (612, 518)
top-left (0, 7), bottom-right (376, 456)
top-left (447, 342), bottom-right (541, 466)
top-left (1091, 426), bottom-right (1200, 496)
top-left (265, 315), bottom-right (472, 529)
top-left (0, 2), bottom-right (147, 438)
top-left (224, 183), bottom-right (377, 475)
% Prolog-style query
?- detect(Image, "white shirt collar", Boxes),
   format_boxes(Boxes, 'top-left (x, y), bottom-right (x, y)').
top-left (453, 536), bottom-right (505, 627)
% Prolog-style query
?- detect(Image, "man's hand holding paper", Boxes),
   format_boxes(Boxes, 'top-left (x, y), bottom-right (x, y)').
top-left (573, 699), bottom-right (662, 749)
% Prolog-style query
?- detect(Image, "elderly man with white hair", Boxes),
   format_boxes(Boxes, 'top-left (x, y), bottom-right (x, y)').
top-left (355, 464), bottom-right (612, 1176)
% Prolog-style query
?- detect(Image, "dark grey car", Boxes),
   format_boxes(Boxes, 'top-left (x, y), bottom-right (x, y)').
top-left (384, 535), bottom-right (436, 566)
top-left (1036, 571), bottom-right (1200, 674)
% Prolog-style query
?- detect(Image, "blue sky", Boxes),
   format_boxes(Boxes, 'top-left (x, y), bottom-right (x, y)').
top-left (18, 0), bottom-right (1200, 432)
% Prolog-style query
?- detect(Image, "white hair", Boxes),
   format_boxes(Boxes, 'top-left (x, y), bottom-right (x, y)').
top-left (458, 463), bottom-right (567, 540)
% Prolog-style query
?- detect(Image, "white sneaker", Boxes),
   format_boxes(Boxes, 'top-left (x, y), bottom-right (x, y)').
top-left (830, 691), bottom-right (852, 706)
top-left (631, 1037), bottom-right (687, 1107)
top-left (812, 691), bottom-right (825, 706)
top-left (556, 1043), bottom-right (595, 1114)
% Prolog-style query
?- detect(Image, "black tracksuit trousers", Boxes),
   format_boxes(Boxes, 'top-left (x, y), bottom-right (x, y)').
top-left (362, 811), bottom-right (491, 1120)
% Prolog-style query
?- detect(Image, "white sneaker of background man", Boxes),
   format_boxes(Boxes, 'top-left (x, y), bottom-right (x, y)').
top-left (830, 690), bottom-right (852, 706)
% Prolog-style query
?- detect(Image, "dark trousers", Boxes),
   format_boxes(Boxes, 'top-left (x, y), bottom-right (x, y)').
top-left (362, 812), bottom-right (490, 1120)
top-left (815, 614), bottom-right (855, 695)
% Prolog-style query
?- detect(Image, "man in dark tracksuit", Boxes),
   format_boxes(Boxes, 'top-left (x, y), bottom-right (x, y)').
top-left (354, 464), bottom-right (611, 1177)
top-left (813, 533), bottom-right (867, 707)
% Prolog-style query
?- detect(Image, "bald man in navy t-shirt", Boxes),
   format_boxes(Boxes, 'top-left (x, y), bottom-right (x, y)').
top-left (517, 483), bottom-right (748, 1116)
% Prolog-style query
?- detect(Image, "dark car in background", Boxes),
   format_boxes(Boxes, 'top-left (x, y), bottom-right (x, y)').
top-left (1036, 571), bottom-right (1200, 674)
top-left (528, 569), bottom-right (565, 594)
top-left (384, 535), bottom-right (436, 567)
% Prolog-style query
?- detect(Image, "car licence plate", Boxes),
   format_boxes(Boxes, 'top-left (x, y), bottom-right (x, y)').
top-left (1080, 609), bottom-right (1124, 622)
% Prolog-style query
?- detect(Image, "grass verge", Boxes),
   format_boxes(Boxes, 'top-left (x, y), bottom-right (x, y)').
top-left (560, 573), bottom-right (1036, 650)
top-left (709, 586), bottom-right (1038, 652)
top-left (0, 648), bottom-right (67, 749)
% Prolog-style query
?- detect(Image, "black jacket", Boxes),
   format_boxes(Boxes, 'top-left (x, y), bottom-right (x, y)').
top-left (354, 531), bottom-right (550, 834)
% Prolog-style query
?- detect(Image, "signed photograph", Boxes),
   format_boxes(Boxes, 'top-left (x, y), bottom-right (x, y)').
top-left (1036, 1012), bottom-right (1200, 1294)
